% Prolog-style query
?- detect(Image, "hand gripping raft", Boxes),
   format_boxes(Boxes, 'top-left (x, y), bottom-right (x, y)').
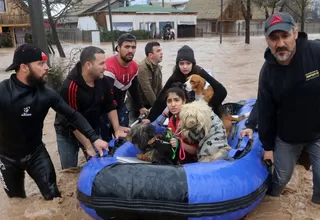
top-left (77, 98), bottom-right (272, 220)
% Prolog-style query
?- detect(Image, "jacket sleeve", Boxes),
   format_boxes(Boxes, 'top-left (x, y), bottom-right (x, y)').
top-left (49, 88), bottom-right (100, 143)
top-left (102, 77), bottom-right (117, 113)
top-left (147, 75), bottom-right (175, 122)
top-left (137, 66), bottom-right (157, 106)
top-left (197, 68), bottom-right (227, 109)
top-left (59, 81), bottom-right (77, 131)
top-left (257, 64), bottom-right (277, 151)
top-left (128, 76), bottom-right (144, 110)
top-left (245, 102), bottom-right (258, 130)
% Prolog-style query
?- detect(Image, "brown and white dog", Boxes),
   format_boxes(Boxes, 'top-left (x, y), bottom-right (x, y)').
top-left (184, 75), bottom-right (249, 137)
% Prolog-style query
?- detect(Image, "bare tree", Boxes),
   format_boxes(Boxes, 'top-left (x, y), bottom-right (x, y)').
top-left (240, 0), bottom-right (252, 44)
top-left (13, 0), bottom-right (83, 58)
top-left (251, 0), bottom-right (281, 18)
top-left (282, 0), bottom-right (311, 31)
top-left (44, 0), bottom-right (84, 58)
top-left (310, 0), bottom-right (320, 19)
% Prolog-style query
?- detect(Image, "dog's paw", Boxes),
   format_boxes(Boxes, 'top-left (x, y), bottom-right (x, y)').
top-left (136, 153), bottom-right (152, 162)
top-left (198, 156), bottom-right (212, 162)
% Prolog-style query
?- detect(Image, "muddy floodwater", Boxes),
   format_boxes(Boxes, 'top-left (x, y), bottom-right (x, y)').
top-left (0, 35), bottom-right (320, 220)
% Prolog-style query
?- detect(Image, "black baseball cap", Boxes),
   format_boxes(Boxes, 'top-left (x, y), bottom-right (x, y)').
top-left (115, 33), bottom-right (136, 52)
top-left (265, 12), bottom-right (296, 36)
top-left (5, 44), bottom-right (49, 72)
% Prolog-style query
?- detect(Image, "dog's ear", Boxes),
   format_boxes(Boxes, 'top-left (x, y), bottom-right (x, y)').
top-left (197, 76), bottom-right (206, 88)
top-left (130, 124), bottom-right (156, 150)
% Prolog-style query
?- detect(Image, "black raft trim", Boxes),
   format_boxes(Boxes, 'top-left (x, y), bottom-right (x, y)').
top-left (77, 174), bottom-right (271, 217)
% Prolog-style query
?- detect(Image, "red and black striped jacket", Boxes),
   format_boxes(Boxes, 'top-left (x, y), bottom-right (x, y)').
top-left (54, 62), bottom-right (117, 139)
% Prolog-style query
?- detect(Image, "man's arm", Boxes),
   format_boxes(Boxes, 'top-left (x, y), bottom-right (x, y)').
top-left (50, 88), bottom-right (100, 143)
top-left (59, 84), bottom-right (94, 151)
top-left (137, 67), bottom-right (157, 106)
top-left (257, 65), bottom-right (277, 151)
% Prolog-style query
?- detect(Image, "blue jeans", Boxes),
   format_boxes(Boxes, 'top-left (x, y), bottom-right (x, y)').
top-left (56, 133), bottom-right (97, 169)
top-left (267, 136), bottom-right (320, 204)
top-left (100, 106), bottom-right (129, 142)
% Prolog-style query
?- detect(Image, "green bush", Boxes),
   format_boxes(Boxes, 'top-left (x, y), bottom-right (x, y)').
top-left (24, 33), bottom-right (33, 44)
top-left (47, 61), bottom-right (67, 92)
top-left (0, 33), bottom-right (13, 48)
top-left (100, 30), bottom-right (152, 42)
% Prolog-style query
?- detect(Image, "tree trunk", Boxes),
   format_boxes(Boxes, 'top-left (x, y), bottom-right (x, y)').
top-left (245, 0), bottom-right (251, 44)
top-left (300, 0), bottom-right (306, 32)
top-left (44, 0), bottom-right (66, 58)
top-left (271, 0), bottom-right (277, 14)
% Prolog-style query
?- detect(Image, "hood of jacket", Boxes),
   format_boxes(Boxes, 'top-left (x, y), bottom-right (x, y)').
top-left (264, 32), bottom-right (308, 65)
top-left (67, 62), bottom-right (89, 89)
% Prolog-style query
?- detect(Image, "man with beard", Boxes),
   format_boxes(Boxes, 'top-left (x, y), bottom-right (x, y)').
top-left (54, 46), bottom-right (129, 169)
top-left (103, 33), bottom-right (148, 141)
top-left (125, 41), bottom-right (164, 124)
top-left (258, 12), bottom-right (320, 204)
top-left (0, 44), bottom-right (109, 200)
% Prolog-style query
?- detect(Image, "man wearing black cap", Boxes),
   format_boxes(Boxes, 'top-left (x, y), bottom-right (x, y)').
top-left (103, 33), bottom-right (148, 140)
top-left (257, 12), bottom-right (320, 204)
top-left (0, 44), bottom-right (109, 200)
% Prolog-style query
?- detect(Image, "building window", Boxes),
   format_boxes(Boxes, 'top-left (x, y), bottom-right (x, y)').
top-left (0, 0), bottom-right (6, 12)
top-left (112, 22), bottom-right (133, 32)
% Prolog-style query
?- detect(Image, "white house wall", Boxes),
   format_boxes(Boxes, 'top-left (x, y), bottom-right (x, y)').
top-left (106, 14), bottom-right (197, 31)
top-left (78, 16), bottom-right (98, 31)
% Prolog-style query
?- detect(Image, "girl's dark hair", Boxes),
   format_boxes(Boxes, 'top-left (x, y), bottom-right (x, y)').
top-left (165, 82), bottom-right (188, 102)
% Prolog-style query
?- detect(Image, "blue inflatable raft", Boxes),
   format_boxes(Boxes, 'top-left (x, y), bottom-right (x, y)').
top-left (77, 98), bottom-right (271, 220)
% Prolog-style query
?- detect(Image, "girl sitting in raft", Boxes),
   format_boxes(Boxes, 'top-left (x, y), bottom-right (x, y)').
top-left (158, 83), bottom-right (231, 163)
top-left (146, 45), bottom-right (227, 123)
top-left (165, 83), bottom-right (198, 163)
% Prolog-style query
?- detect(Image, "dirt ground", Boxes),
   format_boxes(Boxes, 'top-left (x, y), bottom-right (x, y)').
top-left (0, 34), bottom-right (320, 220)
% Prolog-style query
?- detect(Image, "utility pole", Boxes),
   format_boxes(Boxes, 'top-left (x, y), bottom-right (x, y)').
top-left (107, 0), bottom-right (115, 54)
top-left (28, 0), bottom-right (49, 57)
top-left (162, 0), bottom-right (164, 7)
top-left (220, 0), bottom-right (223, 44)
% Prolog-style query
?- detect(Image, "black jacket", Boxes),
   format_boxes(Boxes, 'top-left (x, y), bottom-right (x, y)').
top-left (0, 74), bottom-right (100, 156)
top-left (258, 32), bottom-right (320, 150)
top-left (54, 62), bottom-right (117, 139)
top-left (147, 65), bottom-right (227, 121)
top-left (245, 103), bottom-right (258, 131)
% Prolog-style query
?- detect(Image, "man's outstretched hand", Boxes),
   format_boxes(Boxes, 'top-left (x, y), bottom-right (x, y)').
top-left (115, 126), bottom-right (130, 138)
top-left (240, 128), bottom-right (253, 139)
top-left (93, 139), bottom-right (109, 157)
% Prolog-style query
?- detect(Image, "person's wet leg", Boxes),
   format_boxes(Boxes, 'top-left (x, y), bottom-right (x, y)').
top-left (56, 133), bottom-right (79, 169)
top-left (26, 145), bottom-right (60, 200)
top-left (267, 136), bottom-right (304, 196)
top-left (0, 155), bottom-right (26, 198)
top-left (307, 138), bottom-right (320, 204)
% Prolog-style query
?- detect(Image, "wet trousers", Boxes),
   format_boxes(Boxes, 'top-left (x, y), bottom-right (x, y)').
top-left (267, 136), bottom-right (320, 204)
top-left (0, 144), bottom-right (60, 200)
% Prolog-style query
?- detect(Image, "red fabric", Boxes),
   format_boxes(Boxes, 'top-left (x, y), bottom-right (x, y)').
top-left (68, 80), bottom-right (78, 110)
top-left (105, 56), bottom-right (138, 90)
top-left (168, 116), bottom-right (198, 149)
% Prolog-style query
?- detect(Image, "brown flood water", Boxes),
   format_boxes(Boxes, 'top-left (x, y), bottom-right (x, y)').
top-left (0, 35), bottom-right (320, 220)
